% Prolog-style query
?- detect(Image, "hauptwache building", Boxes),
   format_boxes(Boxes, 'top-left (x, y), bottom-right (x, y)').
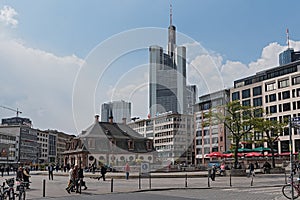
top-left (63, 115), bottom-right (155, 169)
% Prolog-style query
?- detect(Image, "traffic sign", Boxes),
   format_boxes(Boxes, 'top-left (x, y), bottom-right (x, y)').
top-left (141, 162), bottom-right (150, 174)
top-left (292, 117), bottom-right (300, 127)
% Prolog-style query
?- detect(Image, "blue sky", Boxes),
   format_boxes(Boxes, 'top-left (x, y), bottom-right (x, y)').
top-left (0, 0), bottom-right (300, 134)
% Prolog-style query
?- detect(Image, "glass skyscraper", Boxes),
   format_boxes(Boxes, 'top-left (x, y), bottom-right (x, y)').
top-left (149, 11), bottom-right (188, 117)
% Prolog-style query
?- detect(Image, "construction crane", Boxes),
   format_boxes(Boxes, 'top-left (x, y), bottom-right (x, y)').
top-left (0, 105), bottom-right (22, 117)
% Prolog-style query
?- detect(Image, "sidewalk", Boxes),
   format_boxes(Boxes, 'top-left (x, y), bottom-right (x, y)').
top-left (0, 171), bottom-right (290, 199)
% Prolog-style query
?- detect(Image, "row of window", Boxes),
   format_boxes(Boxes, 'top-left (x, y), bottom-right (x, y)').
top-left (232, 77), bottom-right (300, 101)
top-left (265, 76), bottom-right (300, 92)
top-left (266, 101), bottom-right (300, 114)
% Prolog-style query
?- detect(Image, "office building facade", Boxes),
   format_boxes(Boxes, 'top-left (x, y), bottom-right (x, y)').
top-left (194, 90), bottom-right (230, 165)
top-left (128, 112), bottom-right (194, 165)
top-left (231, 58), bottom-right (300, 154)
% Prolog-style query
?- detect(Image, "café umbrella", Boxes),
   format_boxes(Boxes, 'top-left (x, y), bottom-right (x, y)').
top-left (245, 152), bottom-right (263, 157)
top-left (223, 153), bottom-right (243, 158)
top-left (206, 152), bottom-right (223, 158)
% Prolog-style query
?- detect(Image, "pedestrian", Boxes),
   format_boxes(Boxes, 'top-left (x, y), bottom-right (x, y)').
top-left (78, 166), bottom-right (87, 190)
top-left (48, 164), bottom-right (54, 180)
top-left (0, 165), bottom-right (4, 177)
top-left (255, 161), bottom-right (259, 169)
top-left (66, 164), bottom-right (74, 193)
top-left (98, 164), bottom-right (107, 181)
top-left (210, 164), bottom-right (216, 181)
top-left (22, 167), bottom-right (31, 189)
top-left (248, 162), bottom-right (255, 177)
top-left (73, 165), bottom-right (80, 193)
top-left (220, 162), bottom-right (225, 176)
top-left (124, 162), bottom-right (130, 180)
top-left (6, 166), bottom-right (9, 176)
top-left (263, 161), bottom-right (271, 174)
top-left (16, 166), bottom-right (23, 180)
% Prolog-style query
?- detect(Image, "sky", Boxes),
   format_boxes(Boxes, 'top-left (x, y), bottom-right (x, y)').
top-left (1, 0), bottom-right (300, 134)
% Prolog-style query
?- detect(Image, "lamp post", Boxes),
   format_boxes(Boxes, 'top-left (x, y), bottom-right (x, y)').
top-left (289, 117), bottom-right (294, 200)
top-left (289, 116), bottom-right (300, 200)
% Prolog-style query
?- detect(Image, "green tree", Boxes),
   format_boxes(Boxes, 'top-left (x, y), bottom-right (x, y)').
top-left (212, 101), bottom-right (257, 169)
top-left (254, 118), bottom-right (287, 168)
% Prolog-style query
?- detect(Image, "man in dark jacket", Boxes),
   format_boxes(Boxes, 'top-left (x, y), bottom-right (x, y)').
top-left (98, 165), bottom-right (107, 181)
top-left (78, 166), bottom-right (87, 190)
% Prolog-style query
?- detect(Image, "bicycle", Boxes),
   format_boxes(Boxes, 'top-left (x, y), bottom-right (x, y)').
top-left (1, 178), bottom-right (16, 200)
top-left (16, 179), bottom-right (27, 200)
top-left (282, 177), bottom-right (300, 199)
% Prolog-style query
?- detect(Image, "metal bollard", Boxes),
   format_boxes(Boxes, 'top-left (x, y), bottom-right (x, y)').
top-left (79, 179), bottom-right (82, 194)
top-left (43, 179), bottom-right (46, 197)
top-left (149, 173), bottom-right (151, 189)
top-left (229, 173), bottom-right (232, 187)
top-left (207, 175), bottom-right (210, 188)
top-left (285, 172), bottom-right (287, 184)
top-left (185, 174), bottom-right (188, 188)
top-left (138, 173), bottom-right (141, 190)
top-left (111, 178), bottom-right (113, 193)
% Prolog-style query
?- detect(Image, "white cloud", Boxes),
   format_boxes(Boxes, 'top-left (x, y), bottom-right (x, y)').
top-left (0, 37), bottom-right (83, 134)
top-left (188, 41), bottom-right (299, 97)
top-left (0, 5), bottom-right (18, 27)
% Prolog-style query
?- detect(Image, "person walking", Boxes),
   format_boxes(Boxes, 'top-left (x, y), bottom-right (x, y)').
top-left (0, 165), bottom-right (4, 177)
top-left (48, 164), bottom-right (54, 180)
top-left (66, 164), bottom-right (74, 194)
top-left (78, 166), bottom-right (87, 190)
top-left (124, 162), bottom-right (130, 180)
top-left (210, 164), bottom-right (216, 181)
top-left (248, 162), bottom-right (255, 177)
top-left (98, 164), bottom-right (107, 181)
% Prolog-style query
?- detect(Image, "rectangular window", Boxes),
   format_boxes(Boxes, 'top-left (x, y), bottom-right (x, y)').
top-left (254, 108), bottom-right (263, 117)
top-left (283, 103), bottom-right (291, 112)
top-left (270, 105), bottom-right (277, 114)
top-left (279, 104), bottom-right (282, 112)
top-left (292, 76), bottom-right (300, 85)
top-left (293, 102), bottom-right (297, 110)
top-left (269, 93), bottom-right (276, 102)
top-left (265, 95), bottom-right (268, 103)
top-left (253, 97), bottom-right (262, 107)
top-left (253, 86), bottom-right (262, 96)
top-left (278, 79), bottom-right (289, 88)
top-left (278, 93), bottom-right (281, 100)
top-left (232, 91), bottom-right (240, 101)
top-left (242, 89), bottom-right (250, 99)
top-left (297, 101), bottom-right (300, 109)
top-left (297, 89), bottom-right (300, 97)
top-left (242, 100), bottom-right (250, 106)
top-left (266, 82), bottom-right (276, 91)
top-left (292, 89), bottom-right (296, 98)
top-left (282, 91), bottom-right (290, 99)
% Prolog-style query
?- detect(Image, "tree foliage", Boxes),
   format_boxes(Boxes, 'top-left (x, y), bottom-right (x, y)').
top-left (212, 100), bottom-right (258, 169)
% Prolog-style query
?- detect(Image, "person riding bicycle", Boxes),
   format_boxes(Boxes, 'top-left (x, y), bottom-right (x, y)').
top-left (24, 167), bottom-right (31, 189)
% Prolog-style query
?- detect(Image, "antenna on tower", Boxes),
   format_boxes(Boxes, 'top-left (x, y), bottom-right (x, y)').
top-left (170, 2), bottom-right (173, 25)
top-left (286, 28), bottom-right (290, 49)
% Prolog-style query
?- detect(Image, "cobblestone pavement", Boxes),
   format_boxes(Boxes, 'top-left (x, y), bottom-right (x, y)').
top-left (0, 171), bottom-right (291, 200)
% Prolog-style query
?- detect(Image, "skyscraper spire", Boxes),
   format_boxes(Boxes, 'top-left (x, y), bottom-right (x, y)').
top-left (170, 3), bottom-right (172, 26)
top-left (286, 28), bottom-right (290, 49)
top-left (168, 2), bottom-right (176, 57)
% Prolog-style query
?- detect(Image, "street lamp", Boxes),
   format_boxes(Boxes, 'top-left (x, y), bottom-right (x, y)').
top-left (289, 116), bottom-right (300, 200)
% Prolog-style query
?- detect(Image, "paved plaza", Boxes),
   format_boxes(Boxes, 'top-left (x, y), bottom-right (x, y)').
top-left (0, 170), bottom-right (293, 199)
